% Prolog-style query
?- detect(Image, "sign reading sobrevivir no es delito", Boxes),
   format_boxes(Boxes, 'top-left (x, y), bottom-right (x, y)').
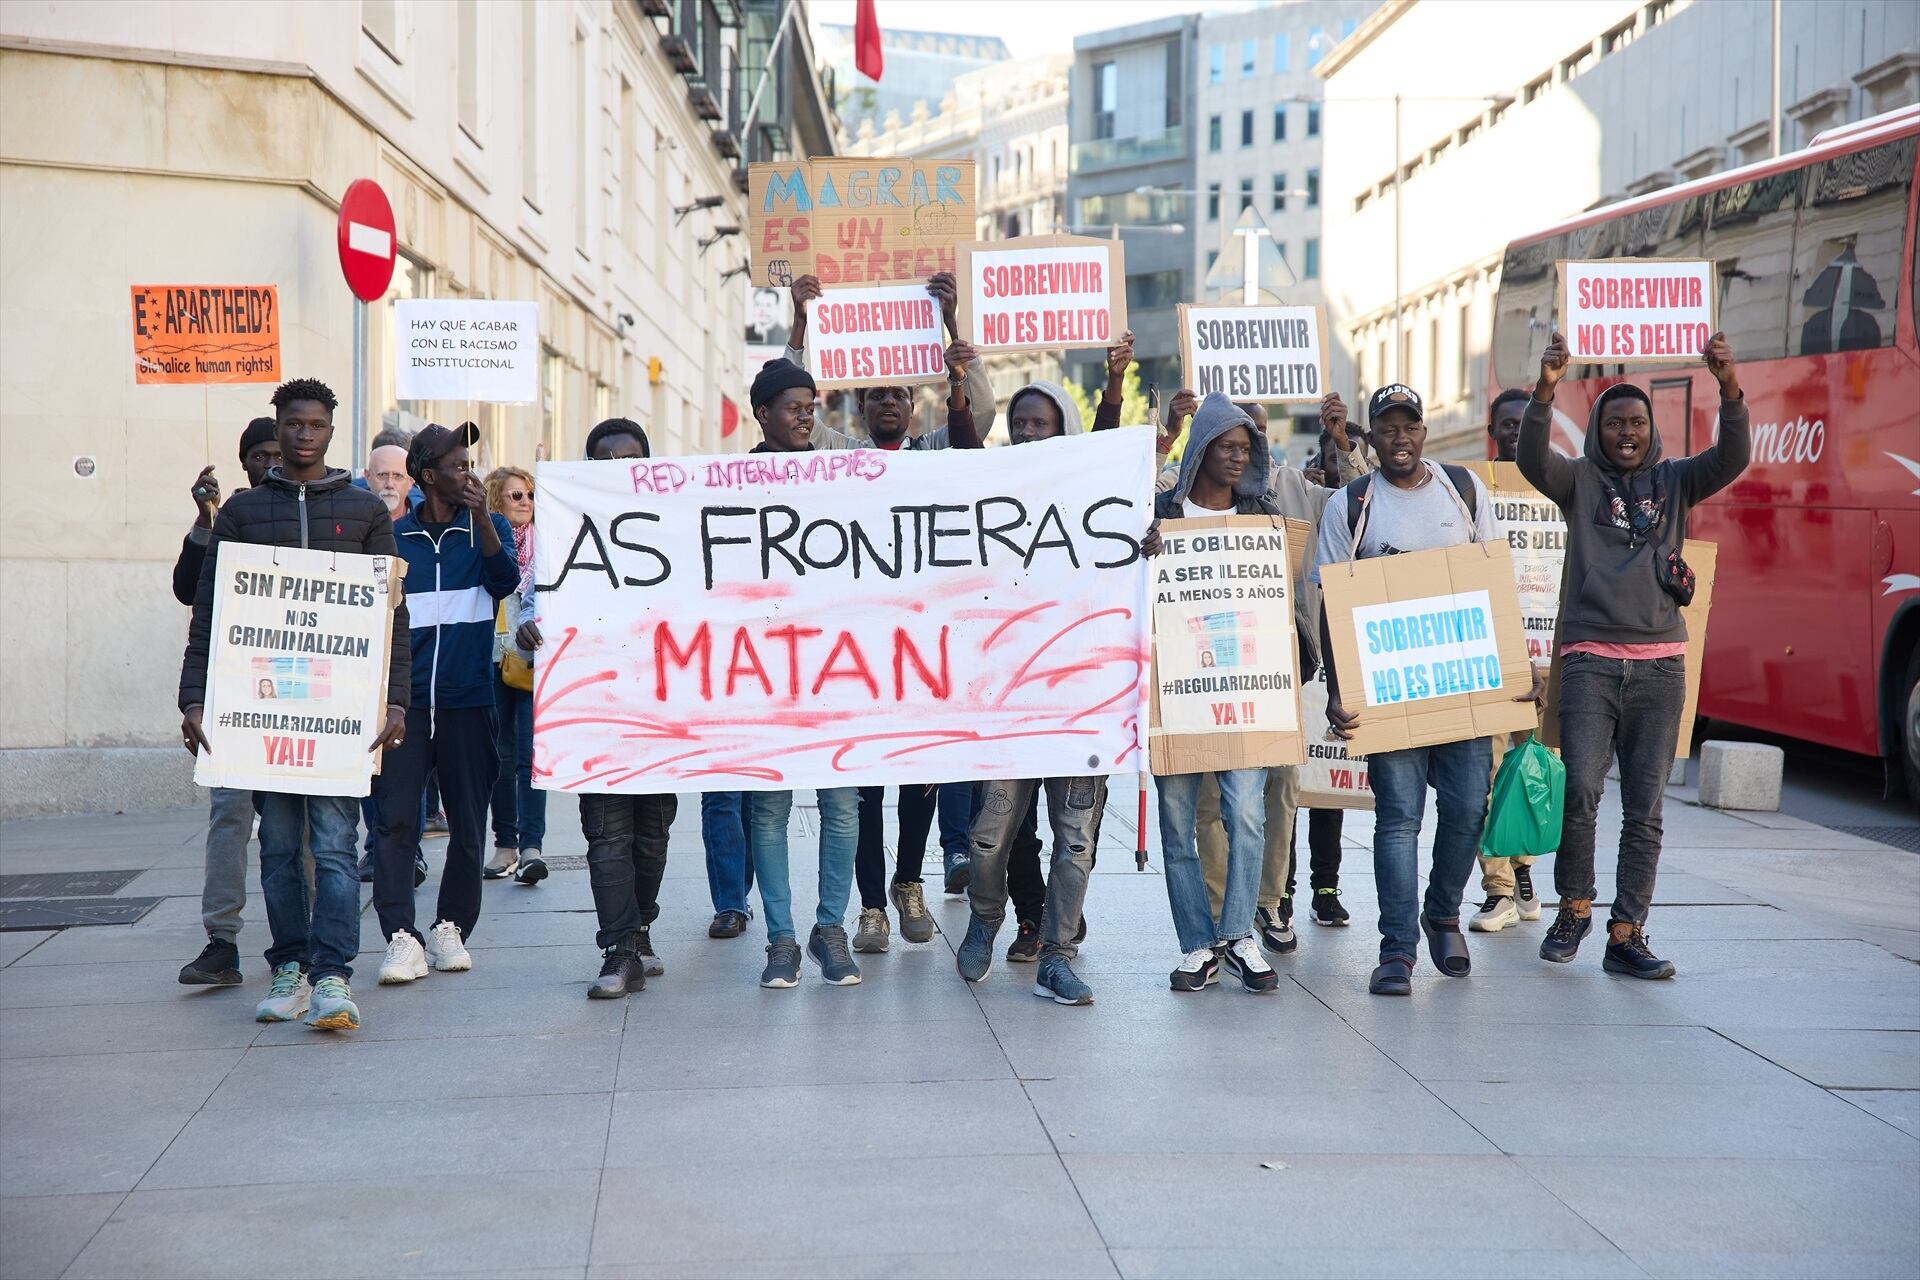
top-left (956, 235), bottom-right (1126, 354)
top-left (805, 284), bottom-right (948, 390)
top-left (1177, 303), bottom-right (1327, 404)
top-left (393, 299), bottom-right (539, 403)
top-left (1556, 258), bottom-right (1717, 365)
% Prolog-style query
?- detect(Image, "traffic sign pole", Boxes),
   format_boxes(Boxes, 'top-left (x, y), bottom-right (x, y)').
top-left (351, 299), bottom-right (367, 469)
top-left (336, 178), bottom-right (397, 474)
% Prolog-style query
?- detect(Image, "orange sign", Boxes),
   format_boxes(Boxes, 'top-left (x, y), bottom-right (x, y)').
top-left (132, 285), bottom-right (281, 384)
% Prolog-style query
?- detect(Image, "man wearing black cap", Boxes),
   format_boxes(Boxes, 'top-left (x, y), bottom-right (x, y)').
top-left (371, 422), bottom-right (521, 986)
top-left (174, 417), bottom-right (282, 987)
top-left (1309, 384), bottom-right (1538, 997)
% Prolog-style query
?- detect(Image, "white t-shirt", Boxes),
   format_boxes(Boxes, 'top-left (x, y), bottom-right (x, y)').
top-left (1308, 462), bottom-right (1502, 585)
top-left (1181, 497), bottom-right (1235, 520)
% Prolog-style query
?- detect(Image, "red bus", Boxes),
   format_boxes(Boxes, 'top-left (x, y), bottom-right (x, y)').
top-left (1490, 106), bottom-right (1920, 801)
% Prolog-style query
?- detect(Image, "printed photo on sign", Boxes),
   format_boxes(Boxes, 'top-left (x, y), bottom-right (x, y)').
top-left (131, 284), bottom-right (281, 384)
top-left (749, 159), bottom-right (975, 288)
top-left (393, 299), bottom-right (539, 403)
top-left (1177, 303), bottom-right (1327, 404)
top-left (1556, 258), bottom-right (1717, 365)
top-left (957, 235), bottom-right (1126, 354)
top-left (805, 284), bottom-right (947, 390)
top-left (531, 430), bottom-right (1155, 793)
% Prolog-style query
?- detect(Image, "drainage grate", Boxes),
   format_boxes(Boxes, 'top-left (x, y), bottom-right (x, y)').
top-left (0, 897), bottom-right (163, 931)
top-left (538, 855), bottom-right (589, 871)
top-left (0, 870), bottom-right (142, 898)
top-left (1835, 825), bottom-right (1920, 853)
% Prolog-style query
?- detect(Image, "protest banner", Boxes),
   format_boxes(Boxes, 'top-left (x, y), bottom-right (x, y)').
top-left (1556, 258), bottom-right (1717, 365)
top-left (1466, 462), bottom-right (1567, 664)
top-left (1176, 303), bottom-right (1327, 404)
top-left (193, 543), bottom-right (400, 796)
top-left (531, 430), bottom-right (1155, 793)
top-left (956, 235), bottom-right (1126, 354)
top-left (1297, 671), bottom-right (1373, 809)
top-left (748, 159), bottom-right (976, 288)
top-left (1148, 515), bottom-right (1304, 775)
top-left (805, 284), bottom-right (947, 390)
top-left (132, 285), bottom-right (280, 384)
top-left (1319, 541), bottom-right (1537, 756)
top-left (1542, 539), bottom-right (1717, 761)
top-left (393, 299), bottom-right (539, 403)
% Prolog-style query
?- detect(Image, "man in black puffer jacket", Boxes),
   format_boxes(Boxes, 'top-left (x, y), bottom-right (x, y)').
top-left (179, 378), bottom-right (410, 1033)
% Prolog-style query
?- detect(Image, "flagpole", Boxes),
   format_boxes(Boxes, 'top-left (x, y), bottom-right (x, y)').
top-left (741, 0), bottom-right (797, 145)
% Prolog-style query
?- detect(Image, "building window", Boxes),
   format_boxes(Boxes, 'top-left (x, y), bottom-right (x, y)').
top-left (1306, 167), bottom-right (1319, 207)
top-left (1164, 39), bottom-right (1182, 127)
top-left (1241, 38), bottom-right (1255, 76)
top-left (522, 5), bottom-right (542, 211)
top-left (1239, 178), bottom-right (1253, 211)
top-left (1240, 110), bottom-right (1253, 147)
top-left (1207, 183), bottom-right (1221, 221)
top-left (1126, 269), bottom-right (1184, 310)
top-left (1093, 61), bottom-right (1117, 140)
top-left (574, 22), bottom-right (591, 253)
top-left (363, 0), bottom-right (401, 61)
top-left (1273, 32), bottom-right (1290, 72)
top-left (619, 77), bottom-right (637, 247)
top-left (1207, 250), bottom-right (1219, 272)
top-left (1273, 105), bottom-right (1286, 141)
top-left (1603, 17), bottom-right (1637, 53)
top-left (1208, 44), bottom-right (1223, 84)
top-left (1272, 172), bottom-right (1287, 211)
top-left (1304, 236), bottom-right (1319, 279)
top-left (1523, 73), bottom-right (1551, 104)
top-left (1306, 25), bottom-right (1326, 67)
top-left (456, 1), bottom-right (481, 143)
top-left (1208, 114), bottom-right (1222, 152)
top-left (1307, 101), bottom-right (1320, 137)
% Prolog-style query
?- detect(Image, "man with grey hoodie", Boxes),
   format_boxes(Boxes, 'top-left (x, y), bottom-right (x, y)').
top-left (1525, 330), bottom-right (1748, 979)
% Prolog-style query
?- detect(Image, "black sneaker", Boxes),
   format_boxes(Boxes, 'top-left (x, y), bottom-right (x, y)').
top-left (515, 856), bottom-right (548, 887)
top-left (708, 910), bottom-right (750, 939)
top-left (178, 937), bottom-right (242, 986)
top-left (1311, 888), bottom-right (1350, 926)
top-left (1539, 907), bottom-right (1594, 964)
top-left (634, 925), bottom-right (664, 977)
top-left (588, 946), bottom-right (645, 999)
top-left (413, 851), bottom-right (429, 888)
top-left (1603, 923), bottom-right (1677, 980)
top-left (1169, 945), bottom-right (1221, 992)
top-left (1005, 919), bottom-right (1042, 963)
top-left (1256, 901), bottom-right (1297, 954)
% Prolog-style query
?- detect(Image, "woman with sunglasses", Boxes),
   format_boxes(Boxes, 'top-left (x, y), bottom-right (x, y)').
top-left (484, 466), bottom-right (547, 886)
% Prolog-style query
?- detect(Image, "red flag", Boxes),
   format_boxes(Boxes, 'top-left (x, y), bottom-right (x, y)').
top-left (854, 0), bottom-right (884, 81)
top-left (720, 395), bottom-right (740, 439)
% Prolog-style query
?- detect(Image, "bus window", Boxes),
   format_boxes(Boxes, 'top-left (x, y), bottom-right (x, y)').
top-left (1702, 170), bottom-right (1802, 363)
top-left (1491, 233), bottom-right (1563, 388)
top-left (1793, 136), bottom-right (1914, 355)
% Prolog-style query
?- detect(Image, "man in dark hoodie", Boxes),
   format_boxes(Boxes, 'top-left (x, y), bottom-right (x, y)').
top-left (179, 378), bottom-right (409, 1032)
top-left (174, 417), bottom-right (281, 987)
top-left (1524, 330), bottom-right (1748, 979)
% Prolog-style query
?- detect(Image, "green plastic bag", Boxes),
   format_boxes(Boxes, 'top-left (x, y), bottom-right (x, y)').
top-left (1480, 733), bottom-right (1565, 858)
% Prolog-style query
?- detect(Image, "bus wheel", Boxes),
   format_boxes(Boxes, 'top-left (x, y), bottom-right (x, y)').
top-left (1904, 646), bottom-right (1920, 814)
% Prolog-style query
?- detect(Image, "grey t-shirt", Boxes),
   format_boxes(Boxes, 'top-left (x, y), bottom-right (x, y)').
top-left (1308, 463), bottom-right (1502, 585)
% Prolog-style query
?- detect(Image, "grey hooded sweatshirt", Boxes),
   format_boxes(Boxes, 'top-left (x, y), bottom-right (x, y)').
top-left (1007, 380), bottom-right (1085, 437)
top-left (1518, 383), bottom-right (1749, 646)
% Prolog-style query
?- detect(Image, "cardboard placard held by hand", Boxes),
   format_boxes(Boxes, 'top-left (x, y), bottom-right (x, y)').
top-left (748, 159), bottom-right (976, 289)
top-left (955, 235), bottom-right (1126, 354)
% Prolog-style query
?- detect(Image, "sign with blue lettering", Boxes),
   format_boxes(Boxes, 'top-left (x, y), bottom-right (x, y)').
top-left (748, 159), bottom-right (977, 289)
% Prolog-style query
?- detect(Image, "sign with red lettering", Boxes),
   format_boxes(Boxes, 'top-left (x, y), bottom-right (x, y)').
top-left (805, 284), bottom-right (947, 390)
top-left (956, 235), bottom-right (1127, 354)
top-left (529, 432), bottom-right (1157, 793)
top-left (749, 159), bottom-right (976, 288)
top-left (1556, 258), bottom-right (1717, 366)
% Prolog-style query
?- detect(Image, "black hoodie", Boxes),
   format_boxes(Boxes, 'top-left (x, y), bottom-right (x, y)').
top-left (1517, 385), bottom-right (1749, 646)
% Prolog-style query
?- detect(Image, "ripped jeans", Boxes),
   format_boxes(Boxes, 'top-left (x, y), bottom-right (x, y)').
top-left (965, 777), bottom-right (1106, 958)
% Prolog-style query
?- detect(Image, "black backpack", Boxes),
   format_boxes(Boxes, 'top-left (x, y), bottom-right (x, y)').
top-left (1343, 464), bottom-right (1480, 539)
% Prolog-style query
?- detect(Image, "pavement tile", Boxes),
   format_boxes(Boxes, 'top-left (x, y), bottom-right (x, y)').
top-left (66, 1171), bottom-right (600, 1278)
top-left (589, 1155), bottom-right (1103, 1266)
top-left (205, 1029), bottom-right (623, 1109)
top-left (247, 976), bottom-right (632, 1045)
top-left (0, 992), bottom-right (264, 1057)
top-left (1842, 1090), bottom-right (1920, 1139)
top-left (0, 1192), bottom-right (123, 1280)
top-left (616, 1015), bottom-right (1009, 1090)
top-left (10, 922), bottom-right (232, 968)
top-left (139, 1091), bottom-right (613, 1189)
top-left (1356, 1021), bottom-right (1787, 1085)
top-left (1714, 1028), bottom-right (1920, 1089)
top-left (0, 931), bottom-right (55, 968)
top-left (1107, 1246), bottom-right (1648, 1279)
top-left (587, 1253), bottom-right (1122, 1279)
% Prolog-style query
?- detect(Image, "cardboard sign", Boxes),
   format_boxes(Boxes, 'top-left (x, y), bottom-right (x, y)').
top-left (193, 543), bottom-right (399, 797)
top-left (1466, 462), bottom-right (1567, 664)
top-left (1556, 258), bottom-right (1717, 365)
top-left (805, 284), bottom-right (947, 390)
top-left (1148, 515), bottom-right (1304, 776)
top-left (1297, 671), bottom-right (1373, 809)
top-left (531, 430), bottom-right (1155, 793)
top-left (1320, 541), bottom-right (1537, 756)
top-left (1542, 539), bottom-right (1716, 761)
top-left (394, 299), bottom-right (539, 403)
top-left (1177, 303), bottom-right (1328, 404)
top-left (131, 285), bottom-right (280, 384)
top-left (956, 235), bottom-right (1126, 354)
top-left (748, 159), bottom-right (976, 288)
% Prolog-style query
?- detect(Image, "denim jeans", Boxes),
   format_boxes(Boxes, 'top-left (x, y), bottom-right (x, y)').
top-left (582, 793), bottom-right (677, 949)
top-left (1555, 651), bottom-right (1687, 925)
top-left (1199, 765), bottom-right (1299, 915)
top-left (490, 675), bottom-right (546, 851)
top-left (1157, 769), bottom-right (1267, 953)
top-left (257, 793), bottom-right (360, 982)
top-left (372, 706), bottom-right (497, 944)
top-left (968, 777), bottom-right (1105, 956)
top-left (1368, 737), bottom-right (1493, 963)
top-left (747, 787), bottom-right (859, 941)
top-left (700, 791), bottom-right (755, 915)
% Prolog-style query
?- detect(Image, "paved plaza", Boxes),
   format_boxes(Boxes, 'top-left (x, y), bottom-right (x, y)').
top-left (1, 781), bottom-right (1916, 1279)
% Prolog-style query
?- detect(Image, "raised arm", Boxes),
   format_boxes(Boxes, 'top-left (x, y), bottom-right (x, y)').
top-left (783, 274), bottom-right (822, 363)
top-left (939, 339), bottom-right (983, 449)
top-left (1674, 331), bottom-right (1750, 503)
top-left (1090, 330), bottom-right (1134, 431)
top-left (1519, 329), bottom-right (1579, 506)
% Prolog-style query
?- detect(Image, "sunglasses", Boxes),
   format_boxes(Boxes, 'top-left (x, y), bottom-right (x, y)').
top-left (504, 489), bottom-right (533, 501)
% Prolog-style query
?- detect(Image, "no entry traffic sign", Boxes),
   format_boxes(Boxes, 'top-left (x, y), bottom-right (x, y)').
top-left (337, 179), bottom-right (396, 302)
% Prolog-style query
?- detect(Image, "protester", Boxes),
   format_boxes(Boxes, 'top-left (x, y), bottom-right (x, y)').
top-left (1313, 384), bottom-right (1542, 996)
top-left (372, 423), bottom-right (520, 985)
top-left (1524, 331), bottom-right (1749, 978)
top-left (179, 378), bottom-right (409, 1031)
top-left (174, 417), bottom-right (281, 987)
top-left (357, 427), bottom-right (427, 884)
top-left (514, 418), bottom-right (679, 997)
top-left (483, 464), bottom-right (546, 887)
top-left (700, 792), bottom-right (755, 939)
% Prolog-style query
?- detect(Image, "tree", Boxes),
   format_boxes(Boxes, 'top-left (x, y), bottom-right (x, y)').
top-left (1061, 359), bottom-right (1151, 430)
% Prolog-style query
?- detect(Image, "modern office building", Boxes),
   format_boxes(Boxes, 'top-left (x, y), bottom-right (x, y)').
top-left (815, 23), bottom-right (1008, 141)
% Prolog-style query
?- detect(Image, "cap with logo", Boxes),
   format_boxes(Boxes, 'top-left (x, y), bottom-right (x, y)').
top-left (1367, 384), bottom-right (1424, 424)
top-left (406, 421), bottom-right (482, 480)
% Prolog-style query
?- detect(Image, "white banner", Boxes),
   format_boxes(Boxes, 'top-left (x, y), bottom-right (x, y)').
top-left (805, 284), bottom-right (946, 389)
top-left (394, 299), bottom-right (539, 403)
top-left (194, 543), bottom-right (397, 796)
top-left (1352, 589), bottom-right (1504, 708)
top-left (531, 430), bottom-right (1156, 792)
top-left (1151, 521), bottom-right (1298, 735)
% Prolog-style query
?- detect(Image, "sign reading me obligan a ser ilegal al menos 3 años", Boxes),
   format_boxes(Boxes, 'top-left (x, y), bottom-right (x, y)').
top-left (1556, 258), bottom-right (1718, 365)
top-left (1177, 304), bottom-right (1328, 404)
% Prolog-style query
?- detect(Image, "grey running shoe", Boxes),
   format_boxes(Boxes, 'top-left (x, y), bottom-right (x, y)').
top-left (1033, 951), bottom-right (1094, 1005)
top-left (254, 962), bottom-right (311, 1022)
top-left (890, 880), bottom-right (934, 944)
top-left (943, 852), bottom-right (971, 896)
top-left (305, 976), bottom-right (360, 1031)
top-left (807, 925), bottom-right (862, 985)
top-left (760, 937), bottom-right (803, 988)
top-left (955, 915), bottom-right (998, 983)
top-left (852, 907), bottom-right (891, 954)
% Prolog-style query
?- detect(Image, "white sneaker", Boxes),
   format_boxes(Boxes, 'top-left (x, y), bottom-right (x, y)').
top-left (1220, 936), bottom-right (1280, 992)
top-left (254, 962), bottom-right (311, 1021)
top-left (1514, 865), bottom-right (1542, 921)
top-left (1470, 895), bottom-right (1520, 932)
top-left (379, 930), bottom-right (429, 983)
top-left (425, 920), bottom-right (472, 972)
